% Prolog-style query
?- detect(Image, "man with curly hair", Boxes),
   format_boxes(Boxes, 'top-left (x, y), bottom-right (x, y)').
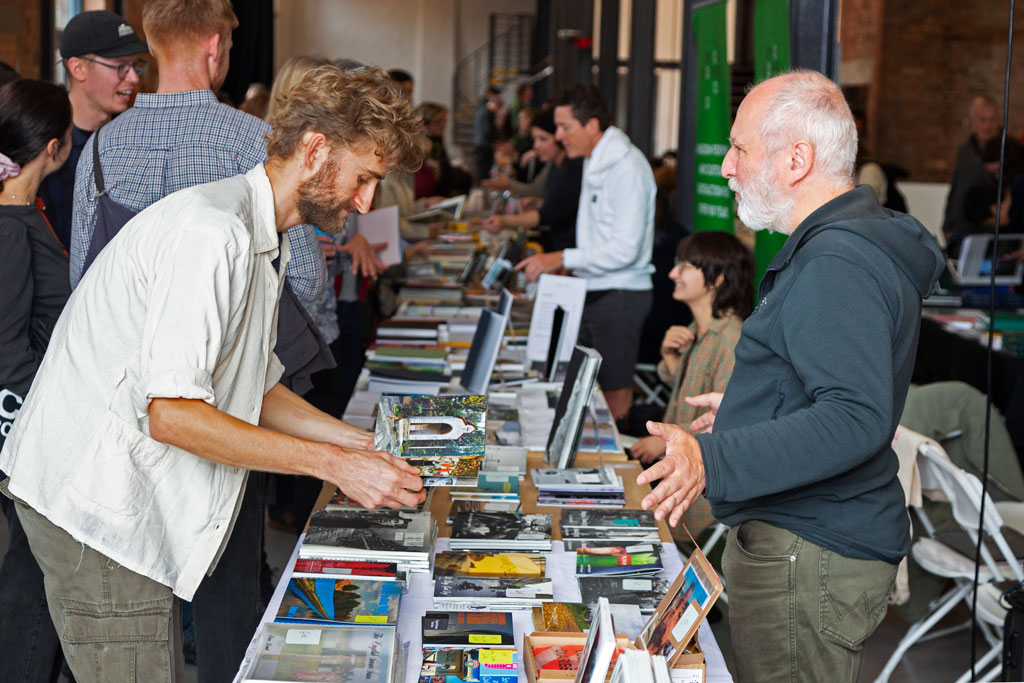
top-left (1, 64), bottom-right (427, 682)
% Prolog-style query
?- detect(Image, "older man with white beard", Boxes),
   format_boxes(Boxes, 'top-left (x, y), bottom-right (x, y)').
top-left (636, 70), bottom-right (943, 682)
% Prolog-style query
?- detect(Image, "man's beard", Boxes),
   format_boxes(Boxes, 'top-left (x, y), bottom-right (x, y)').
top-left (728, 161), bottom-right (794, 233)
top-left (296, 158), bottom-right (357, 234)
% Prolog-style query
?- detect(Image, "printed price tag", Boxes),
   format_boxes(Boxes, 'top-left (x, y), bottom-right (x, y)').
top-left (623, 579), bottom-right (652, 591)
top-left (469, 634), bottom-right (503, 644)
top-left (284, 629), bottom-right (321, 645)
top-left (576, 474), bottom-right (601, 484)
top-left (478, 649), bottom-right (517, 665)
top-left (613, 519), bottom-right (640, 526)
top-left (354, 615), bottom-right (389, 624)
top-left (625, 544), bottom-right (654, 553)
top-left (669, 669), bottom-right (703, 683)
top-left (672, 604), bottom-right (701, 642)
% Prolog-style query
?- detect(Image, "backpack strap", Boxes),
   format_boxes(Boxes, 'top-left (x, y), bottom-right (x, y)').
top-left (92, 126), bottom-right (106, 197)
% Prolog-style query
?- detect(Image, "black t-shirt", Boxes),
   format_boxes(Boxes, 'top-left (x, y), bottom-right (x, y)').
top-left (0, 204), bottom-right (70, 447)
top-left (537, 156), bottom-right (583, 252)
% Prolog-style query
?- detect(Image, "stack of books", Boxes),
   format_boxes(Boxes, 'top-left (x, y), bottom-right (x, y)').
top-left (448, 473), bottom-right (522, 519)
top-left (324, 486), bottom-right (434, 513)
top-left (433, 575), bottom-right (554, 610)
top-left (242, 623), bottom-right (397, 682)
top-left (575, 544), bottom-right (664, 577)
top-left (419, 645), bottom-right (519, 683)
top-left (365, 342), bottom-right (450, 394)
top-left (375, 319), bottom-right (444, 344)
top-left (480, 445), bottom-right (527, 479)
top-left (419, 609), bottom-right (519, 683)
top-left (422, 610), bottom-right (516, 647)
top-left (559, 510), bottom-right (661, 550)
top-left (531, 466), bottom-right (625, 508)
top-left (291, 558), bottom-right (406, 585)
top-left (449, 511), bottom-right (553, 553)
top-left (299, 508), bottom-right (436, 574)
top-left (433, 551), bottom-right (546, 579)
top-left (375, 394), bottom-right (487, 487)
top-left (484, 393), bottom-right (522, 448)
top-left (609, 649), bottom-right (672, 683)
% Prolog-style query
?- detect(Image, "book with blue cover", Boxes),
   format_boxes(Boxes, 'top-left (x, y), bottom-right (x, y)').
top-left (275, 577), bottom-right (401, 626)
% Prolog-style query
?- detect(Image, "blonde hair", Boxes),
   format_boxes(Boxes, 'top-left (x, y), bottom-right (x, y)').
top-left (416, 102), bottom-right (448, 126)
top-left (266, 65), bottom-right (425, 176)
top-left (267, 55), bottom-right (329, 121)
top-left (142, 0), bottom-right (237, 52)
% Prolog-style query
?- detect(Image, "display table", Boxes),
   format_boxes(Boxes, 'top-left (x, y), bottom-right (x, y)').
top-left (231, 451), bottom-right (733, 682)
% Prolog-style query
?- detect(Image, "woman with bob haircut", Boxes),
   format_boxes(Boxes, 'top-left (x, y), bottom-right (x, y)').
top-left (630, 230), bottom-right (754, 535)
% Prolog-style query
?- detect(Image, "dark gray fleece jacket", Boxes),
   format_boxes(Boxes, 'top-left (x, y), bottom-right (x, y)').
top-left (695, 185), bottom-right (944, 564)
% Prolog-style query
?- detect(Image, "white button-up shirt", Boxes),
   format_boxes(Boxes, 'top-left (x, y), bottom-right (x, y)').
top-left (1, 165), bottom-right (287, 600)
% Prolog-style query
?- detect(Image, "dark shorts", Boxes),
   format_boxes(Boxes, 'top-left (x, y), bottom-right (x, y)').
top-left (577, 288), bottom-right (652, 391)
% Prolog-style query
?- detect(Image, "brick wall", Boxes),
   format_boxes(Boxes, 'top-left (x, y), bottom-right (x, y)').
top-left (0, 0), bottom-right (44, 79)
top-left (868, 0), bottom-right (1024, 182)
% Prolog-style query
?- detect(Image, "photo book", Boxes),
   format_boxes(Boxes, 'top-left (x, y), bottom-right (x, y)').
top-left (635, 549), bottom-right (723, 668)
top-left (433, 575), bottom-right (554, 610)
top-left (575, 545), bottom-right (663, 577)
top-left (449, 512), bottom-right (553, 552)
top-left (243, 623), bottom-right (396, 683)
top-left (545, 346), bottom-right (603, 470)
top-left (421, 610), bottom-right (516, 648)
top-left (375, 394), bottom-right (488, 486)
top-left (275, 577), bottom-right (401, 626)
top-left (433, 551), bottom-right (546, 578)
top-left (577, 576), bottom-right (671, 615)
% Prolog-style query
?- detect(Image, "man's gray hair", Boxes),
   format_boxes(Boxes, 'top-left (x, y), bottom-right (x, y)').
top-left (758, 69), bottom-right (857, 186)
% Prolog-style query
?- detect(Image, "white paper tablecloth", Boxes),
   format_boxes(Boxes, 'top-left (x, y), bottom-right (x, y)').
top-left (234, 538), bottom-right (733, 683)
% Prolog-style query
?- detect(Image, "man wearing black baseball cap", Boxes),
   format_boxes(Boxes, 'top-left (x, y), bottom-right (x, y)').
top-left (38, 10), bottom-right (146, 252)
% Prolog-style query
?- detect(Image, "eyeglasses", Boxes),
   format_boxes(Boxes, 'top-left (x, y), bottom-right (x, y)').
top-left (78, 56), bottom-right (146, 80)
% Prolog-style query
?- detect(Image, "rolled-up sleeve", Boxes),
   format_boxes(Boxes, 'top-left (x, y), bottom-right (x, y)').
top-left (264, 353), bottom-right (285, 391)
top-left (136, 225), bottom-right (252, 415)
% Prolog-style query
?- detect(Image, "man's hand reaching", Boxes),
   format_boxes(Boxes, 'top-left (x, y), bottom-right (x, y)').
top-left (636, 421), bottom-right (706, 527)
top-left (327, 448), bottom-right (426, 510)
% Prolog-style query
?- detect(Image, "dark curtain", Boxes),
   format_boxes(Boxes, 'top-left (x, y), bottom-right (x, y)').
top-left (223, 0), bottom-right (274, 106)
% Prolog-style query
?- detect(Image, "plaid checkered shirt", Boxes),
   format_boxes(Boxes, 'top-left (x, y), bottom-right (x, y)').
top-left (70, 89), bottom-right (325, 299)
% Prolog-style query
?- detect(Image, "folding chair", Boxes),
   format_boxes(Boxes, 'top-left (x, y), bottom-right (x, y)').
top-left (874, 443), bottom-right (1024, 683)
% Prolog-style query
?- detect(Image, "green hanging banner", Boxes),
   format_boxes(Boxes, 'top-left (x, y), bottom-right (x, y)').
top-left (692, 1), bottom-right (733, 233)
top-left (752, 0), bottom-right (791, 283)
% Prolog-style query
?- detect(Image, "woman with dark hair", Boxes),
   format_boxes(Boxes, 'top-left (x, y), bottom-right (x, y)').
top-left (0, 78), bottom-right (73, 682)
top-left (480, 108), bottom-right (582, 252)
top-left (629, 231), bottom-right (754, 534)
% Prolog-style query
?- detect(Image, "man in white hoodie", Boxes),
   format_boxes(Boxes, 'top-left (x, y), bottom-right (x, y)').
top-left (516, 85), bottom-right (656, 419)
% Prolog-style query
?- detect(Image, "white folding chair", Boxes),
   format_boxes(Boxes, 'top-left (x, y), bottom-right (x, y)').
top-left (875, 443), bottom-right (1024, 683)
top-left (632, 363), bottom-right (670, 408)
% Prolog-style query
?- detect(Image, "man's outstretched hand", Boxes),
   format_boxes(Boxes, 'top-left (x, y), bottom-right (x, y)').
top-left (636, 421), bottom-right (706, 527)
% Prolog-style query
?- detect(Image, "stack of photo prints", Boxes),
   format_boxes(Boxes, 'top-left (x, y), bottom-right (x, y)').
top-left (531, 465), bottom-right (625, 507)
top-left (420, 611), bottom-right (518, 683)
top-left (447, 472), bottom-right (522, 522)
top-left (299, 508), bottom-right (436, 574)
top-left (449, 511), bottom-right (553, 552)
